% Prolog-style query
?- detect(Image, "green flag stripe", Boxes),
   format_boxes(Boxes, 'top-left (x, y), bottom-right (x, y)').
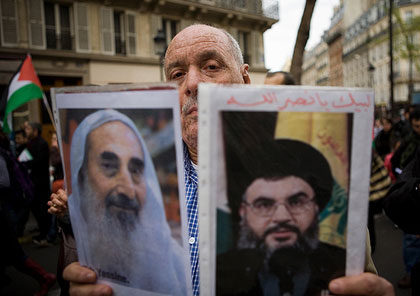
top-left (2, 83), bottom-right (43, 133)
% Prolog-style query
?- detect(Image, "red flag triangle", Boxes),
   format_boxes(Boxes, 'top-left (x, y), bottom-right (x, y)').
top-left (18, 55), bottom-right (42, 88)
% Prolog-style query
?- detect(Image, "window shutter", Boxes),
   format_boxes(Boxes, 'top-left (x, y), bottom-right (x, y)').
top-left (126, 12), bottom-right (136, 55)
top-left (0, 0), bottom-right (18, 46)
top-left (74, 2), bottom-right (90, 52)
top-left (100, 7), bottom-right (114, 54)
top-left (27, 0), bottom-right (45, 49)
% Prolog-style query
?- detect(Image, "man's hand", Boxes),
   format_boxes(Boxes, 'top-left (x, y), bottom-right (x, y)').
top-left (63, 262), bottom-right (113, 296)
top-left (47, 189), bottom-right (68, 217)
top-left (329, 273), bottom-right (394, 296)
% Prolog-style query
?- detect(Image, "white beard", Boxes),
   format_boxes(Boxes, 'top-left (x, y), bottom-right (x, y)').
top-left (80, 179), bottom-right (141, 286)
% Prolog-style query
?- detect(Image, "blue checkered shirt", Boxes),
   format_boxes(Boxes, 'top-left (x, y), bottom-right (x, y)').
top-left (183, 145), bottom-right (200, 295)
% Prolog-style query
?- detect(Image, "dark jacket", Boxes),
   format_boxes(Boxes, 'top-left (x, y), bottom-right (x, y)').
top-left (391, 131), bottom-right (420, 178)
top-left (216, 243), bottom-right (345, 296)
top-left (26, 136), bottom-right (50, 193)
top-left (384, 148), bottom-right (420, 296)
top-left (384, 147), bottom-right (420, 235)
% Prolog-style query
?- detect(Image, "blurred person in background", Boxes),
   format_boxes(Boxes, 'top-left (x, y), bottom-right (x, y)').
top-left (14, 129), bottom-right (27, 157)
top-left (0, 130), bottom-right (56, 295)
top-left (374, 118), bottom-right (395, 160)
top-left (389, 107), bottom-right (420, 290)
top-left (384, 147), bottom-right (420, 295)
top-left (24, 121), bottom-right (52, 246)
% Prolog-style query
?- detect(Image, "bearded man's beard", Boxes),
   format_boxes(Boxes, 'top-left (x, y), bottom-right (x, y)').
top-left (80, 179), bottom-right (141, 283)
top-left (237, 218), bottom-right (319, 261)
top-left (181, 95), bottom-right (198, 151)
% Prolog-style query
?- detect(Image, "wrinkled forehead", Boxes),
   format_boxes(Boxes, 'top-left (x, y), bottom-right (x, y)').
top-left (165, 26), bottom-right (232, 65)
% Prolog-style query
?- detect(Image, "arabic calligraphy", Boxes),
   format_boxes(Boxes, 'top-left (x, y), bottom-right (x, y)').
top-left (317, 129), bottom-right (347, 164)
top-left (226, 92), bottom-right (371, 112)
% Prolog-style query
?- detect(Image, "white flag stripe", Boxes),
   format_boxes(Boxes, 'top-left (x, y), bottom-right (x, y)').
top-left (8, 74), bottom-right (32, 99)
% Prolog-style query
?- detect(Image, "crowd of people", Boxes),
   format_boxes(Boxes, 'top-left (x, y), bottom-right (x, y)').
top-left (1, 122), bottom-right (64, 295)
top-left (3, 24), bottom-right (419, 296)
top-left (371, 107), bottom-right (420, 294)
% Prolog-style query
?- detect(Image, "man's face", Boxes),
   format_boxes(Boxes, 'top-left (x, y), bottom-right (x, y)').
top-left (411, 118), bottom-right (420, 136)
top-left (164, 25), bottom-right (250, 152)
top-left (24, 122), bottom-right (34, 139)
top-left (240, 177), bottom-right (318, 251)
top-left (382, 119), bottom-right (392, 132)
top-left (15, 133), bottom-right (26, 146)
top-left (85, 121), bottom-right (146, 230)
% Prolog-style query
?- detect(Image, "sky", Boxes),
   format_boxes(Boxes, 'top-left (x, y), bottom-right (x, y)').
top-left (264, 0), bottom-right (340, 71)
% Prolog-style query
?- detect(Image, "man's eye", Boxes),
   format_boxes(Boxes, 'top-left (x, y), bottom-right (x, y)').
top-left (130, 167), bottom-right (142, 178)
top-left (288, 196), bottom-right (304, 207)
top-left (205, 64), bottom-right (219, 71)
top-left (101, 162), bottom-right (118, 174)
top-left (253, 200), bottom-right (274, 209)
top-left (170, 71), bottom-right (184, 80)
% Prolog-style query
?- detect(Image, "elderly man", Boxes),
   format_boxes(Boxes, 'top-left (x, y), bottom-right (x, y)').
top-left (67, 109), bottom-right (187, 295)
top-left (218, 139), bottom-right (345, 296)
top-left (63, 24), bottom-right (393, 296)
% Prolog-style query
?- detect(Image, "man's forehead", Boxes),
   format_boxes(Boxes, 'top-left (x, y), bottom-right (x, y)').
top-left (245, 176), bottom-right (314, 198)
top-left (87, 121), bottom-right (144, 155)
top-left (165, 26), bottom-right (230, 63)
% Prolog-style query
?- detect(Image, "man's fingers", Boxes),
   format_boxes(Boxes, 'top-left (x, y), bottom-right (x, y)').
top-left (50, 193), bottom-right (57, 201)
top-left (52, 198), bottom-right (65, 208)
top-left (69, 283), bottom-right (112, 296)
top-left (63, 262), bottom-right (97, 283)
top-left (57, 189), bottom-right (68, 202)
top-left (64, 263), bottom-right (112, 296)
top-left (329, 273), bottom-right (394, 296)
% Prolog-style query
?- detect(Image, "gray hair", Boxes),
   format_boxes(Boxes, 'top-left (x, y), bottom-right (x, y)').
top-left (220, 29), bottom-right (244, 66)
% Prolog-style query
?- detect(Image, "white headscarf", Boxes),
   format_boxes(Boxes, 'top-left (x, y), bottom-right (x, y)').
top-left (69, 109), bottom-right (188, 295)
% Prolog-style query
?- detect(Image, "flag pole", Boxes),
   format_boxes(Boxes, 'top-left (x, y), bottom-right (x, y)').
top-left (42, 93), bottom-right (56, 132)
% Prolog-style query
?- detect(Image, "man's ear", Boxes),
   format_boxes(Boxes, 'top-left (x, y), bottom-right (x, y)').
top-left (241, 64), bottom-right (251, 84)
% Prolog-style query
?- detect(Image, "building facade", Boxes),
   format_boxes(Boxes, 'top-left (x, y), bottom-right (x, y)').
top-left (301, 39), bottom-right (329, 86)
top-left (0, 0), bottom-right (278, 130)
top-left (301, 0), bottom-right (420, 108)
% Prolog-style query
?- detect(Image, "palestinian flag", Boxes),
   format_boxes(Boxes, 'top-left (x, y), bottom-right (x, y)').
top-left (1, 54), bottom-right (43, 133)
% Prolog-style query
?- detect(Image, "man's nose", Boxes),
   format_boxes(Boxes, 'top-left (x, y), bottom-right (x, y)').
top-left (183, 66), bottom-right (202, 97)
top-left (116, 169), bottom-right (136, 198)
top-left (271, 203), bottom-right (293, 222)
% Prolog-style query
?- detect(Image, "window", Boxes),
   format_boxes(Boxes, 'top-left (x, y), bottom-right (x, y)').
top-left (0, 0), bottom-right (18, 46)
top-left (100, 7), bottom-right (137, 55)
top-left (404, 10), bottom-right (413, 23)
top-left (44, 1), bottom-right (72, 50)
top-left (27, 0), bottom-right (45, 49)
top-left (74, 2), bottom-right (90, 52)
top-left (126, 13), bottom-right (136, 55)
top-left (162, 18), bottom-right (178, 48)
top-left (114, 10), bottom-right (125, 55)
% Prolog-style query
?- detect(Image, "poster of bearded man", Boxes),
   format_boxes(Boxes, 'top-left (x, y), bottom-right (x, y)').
top-left (51, 85), bottom-right (191, 296)
top-left (197, 84), bottom-right (374, 296)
